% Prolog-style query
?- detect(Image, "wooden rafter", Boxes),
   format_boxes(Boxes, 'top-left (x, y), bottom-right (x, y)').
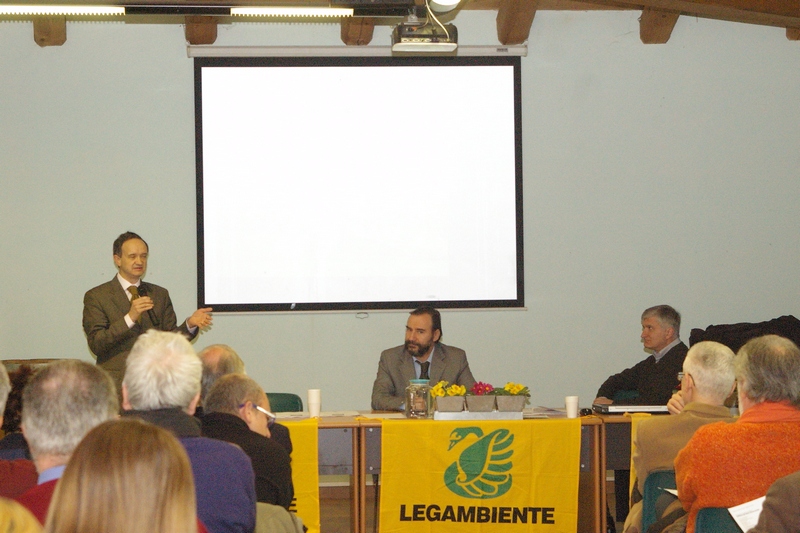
top-left (639, 6), bottom-right (679, 43)
top-left (496, 0), bottom-right (539, 45)
top-left (33, 16), bottom-right (66, 46)
top-left (341, 16), bottom-right (375, 45)
top-left (185, 15), bottom-right (218, 45)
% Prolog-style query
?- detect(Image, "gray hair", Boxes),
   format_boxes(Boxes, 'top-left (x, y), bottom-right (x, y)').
top-left (198, 344), bottom-right (245, 399)
top-left (123, 330), bottom-right (201, 411)
top-left (204, 373), bottom-right (264, 416)
top-left (736, 335), bottom-right (800, 407)
top-left (0, 365), bottom-right (9, 413)
top-left (683, 341), bottom-right (735, 403)
top-left (22, 360), bottom-right (118, 459)
top-left (642, 305), bottom-right (681, 336)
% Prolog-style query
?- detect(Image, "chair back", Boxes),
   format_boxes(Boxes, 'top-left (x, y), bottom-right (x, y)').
top-left (694, 507), bottom-right (742, 533)
top-left (266, 393), bottom-right (303, 412)
top-left (641, 469), bottom-right (677, 532)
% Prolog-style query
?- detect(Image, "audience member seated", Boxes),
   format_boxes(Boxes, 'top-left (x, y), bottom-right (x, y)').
top-left (0, 364), bottom-right (34, 460)
top-left (202, 373), bottom-right (294, 509)
top-left (675, 334), bottom-right (800, 533)
top-left (748, 470), bottom-right (800, 533)
top-left (16, 361), bottom-right (118, 521)
top-left (43, 418), bottom-right (205, 533)
top-left (121, 330), bottom-right (256, 533)
top-left (622, 341), bottom-right (736, 533)
top-left (0, 365), bottom-right (36, 499)
top-left (0, 497), bottom-right (41, 533)
top-left (197, 344), bottom-right (293, 456)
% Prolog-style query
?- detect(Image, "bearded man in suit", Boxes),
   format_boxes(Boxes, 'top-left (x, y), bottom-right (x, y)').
top-left (371, 306), bottom-right (476, 411)
top-left (83, 231), bottom-right (213, 391)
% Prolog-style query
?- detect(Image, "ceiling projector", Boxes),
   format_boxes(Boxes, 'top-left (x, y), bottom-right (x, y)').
top-left (391, 23), bottom-right (458, 53)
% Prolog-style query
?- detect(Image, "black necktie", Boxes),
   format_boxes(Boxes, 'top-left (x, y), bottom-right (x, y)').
top-left (420, 361), bottom-right (430, 380)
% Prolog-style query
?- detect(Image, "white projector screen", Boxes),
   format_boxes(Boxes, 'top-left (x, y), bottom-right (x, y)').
top-left (195, 56), bottom-right (523, 312)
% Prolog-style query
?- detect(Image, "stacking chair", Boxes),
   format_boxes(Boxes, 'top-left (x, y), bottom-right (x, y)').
top-left (265, 393), bottom-right (303, 412)
top-left (694, 507), bottom-right (741, 533)
top-left (641, 470), bottom-right (677, 532)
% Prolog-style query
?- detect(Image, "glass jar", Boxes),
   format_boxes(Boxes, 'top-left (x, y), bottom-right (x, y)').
top-left (405, 379), bottom-right (432, 419)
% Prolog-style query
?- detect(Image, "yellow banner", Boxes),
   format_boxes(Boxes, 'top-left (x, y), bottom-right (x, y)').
top-left (380, 418), bottom-right (581, 533)
top-left (282, 418), bottom-right (320, 533)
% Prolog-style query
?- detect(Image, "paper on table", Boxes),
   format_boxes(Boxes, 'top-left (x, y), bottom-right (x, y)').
top-left (728, 496), bottom-right (765, 532)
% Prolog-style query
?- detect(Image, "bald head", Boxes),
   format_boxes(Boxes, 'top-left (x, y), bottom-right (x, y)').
top-left (198, 344), bottom-right (245, 399)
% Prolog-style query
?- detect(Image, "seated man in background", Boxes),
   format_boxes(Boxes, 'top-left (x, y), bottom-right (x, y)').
top-left (595, 305), bottom-right (687, 406)
top-left (0, 365), bottom-right (34, 459)
top-left (202, 374), bottom-right (294, 509)
top-left (16, 360), bottom-right (119, 521)
top-left (122, 330), bottom-right (256, 533)
top-left (371, 306), bottom-right (476, 411)
top-left (197, 343), bottom-right (292, 456)
top-left (675, 335), bottom-right (800, 533)
top-left (622, 341), bottom-right (736, 533)
top-left (0, 365), bottom-right (37, 499)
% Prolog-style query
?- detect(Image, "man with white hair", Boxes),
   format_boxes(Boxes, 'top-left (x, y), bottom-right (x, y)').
top-left (16, 360), bottom-right (118, 522)
top-left (0, 365), bottom-right (37, 499)
top-left (121, 330), bottom-right (256, 533)
top-left (622, 341), bottom-right (736, 533)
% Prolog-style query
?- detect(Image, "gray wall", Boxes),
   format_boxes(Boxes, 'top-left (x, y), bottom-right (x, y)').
top-left (2, 10), bottom-right (799, 410)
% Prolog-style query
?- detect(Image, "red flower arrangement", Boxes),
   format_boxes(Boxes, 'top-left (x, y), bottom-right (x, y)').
top-left (469, 381), bottom-right (495, 396)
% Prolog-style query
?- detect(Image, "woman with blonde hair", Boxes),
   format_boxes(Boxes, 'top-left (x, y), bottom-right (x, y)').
top-left (43, 418), bottom-right (199, 533)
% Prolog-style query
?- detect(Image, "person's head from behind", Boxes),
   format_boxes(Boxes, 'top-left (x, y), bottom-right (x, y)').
top-left (198, 344), bottom-right (245, 399)
top-left (43, 418), bottom-right (197, 533)
top-left (405, 306), bottom-right (442, 359)
top-left (736, 334), bottom-right (800, 412)
top-left (680, 341), bottom-right (736, 405)
top-left (22, 360), bottom-right (119, 470)
top-left (640, 305), bottom-right (681, 352)
top-left (204, 374), bottom-right (272, 438)
top-left (122, 330), bottom-right (202, 414)
top-left (1, 365), bottom-right (34, 434)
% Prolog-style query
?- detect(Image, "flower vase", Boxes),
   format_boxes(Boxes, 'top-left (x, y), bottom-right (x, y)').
top-left (466, 395), bottom-right (495, 412)
top-left (496, 395), bottom-right (526, 412)
top-left (435, 396), bottom-right (465, 412)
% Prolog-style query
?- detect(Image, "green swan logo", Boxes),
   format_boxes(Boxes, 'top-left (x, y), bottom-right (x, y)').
top-left (443, 427), bottom-right (514, 499)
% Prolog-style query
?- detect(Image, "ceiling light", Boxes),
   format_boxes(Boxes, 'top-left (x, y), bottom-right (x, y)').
top-left (428, 0), bottom-right (459, 13)
top-left (0, 4), bottom-right (125, 15)
top-left (230, 7), bottom-right (353, 17)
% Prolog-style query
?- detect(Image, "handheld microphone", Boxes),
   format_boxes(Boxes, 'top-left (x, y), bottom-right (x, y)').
top-left (137, 284), bottom-right (160, 327)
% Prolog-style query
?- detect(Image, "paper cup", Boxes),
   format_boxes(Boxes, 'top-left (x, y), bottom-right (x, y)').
top-left (565, 396), bottom-right (579, 418)
top-left (308, 389), bottom-right (321, 418)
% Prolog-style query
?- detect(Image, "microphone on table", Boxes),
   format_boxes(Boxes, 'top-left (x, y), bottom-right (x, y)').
top-left (137, 284), bottom-right (160, 327)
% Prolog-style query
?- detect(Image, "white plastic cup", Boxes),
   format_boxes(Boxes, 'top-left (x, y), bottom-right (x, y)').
top-left (565, 396), bottom-right (579, 418)
top-left (307, 389), bottom-right (321, 418)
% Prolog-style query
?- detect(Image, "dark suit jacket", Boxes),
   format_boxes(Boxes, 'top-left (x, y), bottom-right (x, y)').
top-left (371, 342), bottom-right (476, 411)
top-left (201, 412), bottom-right (294, 509)
top-left (83, 276), bottom-right (195, 366)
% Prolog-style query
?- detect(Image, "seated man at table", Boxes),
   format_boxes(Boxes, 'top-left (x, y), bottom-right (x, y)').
top-left (595, 305), bottom-right (687, 406)
top-left (675, 335), bottom-right (800, 533)
top-left (371, 306), bottom-right (475, 411)
top-left (622, 341), bottom-right (736, 533)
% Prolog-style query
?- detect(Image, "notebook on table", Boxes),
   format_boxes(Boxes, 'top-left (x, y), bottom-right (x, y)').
top-left (592, 403), bottom-right (669, 414)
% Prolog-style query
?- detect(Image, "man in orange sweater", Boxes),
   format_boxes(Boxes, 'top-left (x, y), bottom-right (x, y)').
top-left (675, 335), bottom-right (800, 533)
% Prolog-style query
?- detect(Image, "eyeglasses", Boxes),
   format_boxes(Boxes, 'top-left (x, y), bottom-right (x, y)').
top-left (677, 372), bottom-right (684, 381)
top-left (239, 403), bottom-right (277, 427)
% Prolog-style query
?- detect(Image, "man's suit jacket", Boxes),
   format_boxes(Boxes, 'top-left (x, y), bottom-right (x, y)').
top-left (83, 277), bottom-right (195, 366)
top-left (750, 470), bottom-right (800, 533)
top-left (622, 402), bottom-right (734, 533)
top-left (371, 343), bottom-right (476, 411)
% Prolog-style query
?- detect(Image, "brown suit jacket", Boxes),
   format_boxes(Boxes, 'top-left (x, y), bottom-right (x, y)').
top-left (623, 402), bottom-right (734, 533)
top-left (83, 276), bottom-right (195, 367)
top-left (750, 470), bottom-right (800, 533)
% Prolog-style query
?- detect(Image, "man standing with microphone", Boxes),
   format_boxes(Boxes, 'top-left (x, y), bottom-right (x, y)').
top-left (83, 231), bottom-right (213, 392)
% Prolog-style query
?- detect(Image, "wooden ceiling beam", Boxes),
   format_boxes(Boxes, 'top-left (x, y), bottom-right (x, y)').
top-left (496, 0), bottom-right (539, 45)
top-left (341, 16), bottom-right (374, 45)
top-left (639, 6), bottom-right (679, 43)
top-left (788, 27), bottom-right (800, 40)
top-left (580, 0), bottom-right (800, 29)
top-left (185, 15), bottom-right (217, 45)
top-left (33, 16), bottom-right (66, 46)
